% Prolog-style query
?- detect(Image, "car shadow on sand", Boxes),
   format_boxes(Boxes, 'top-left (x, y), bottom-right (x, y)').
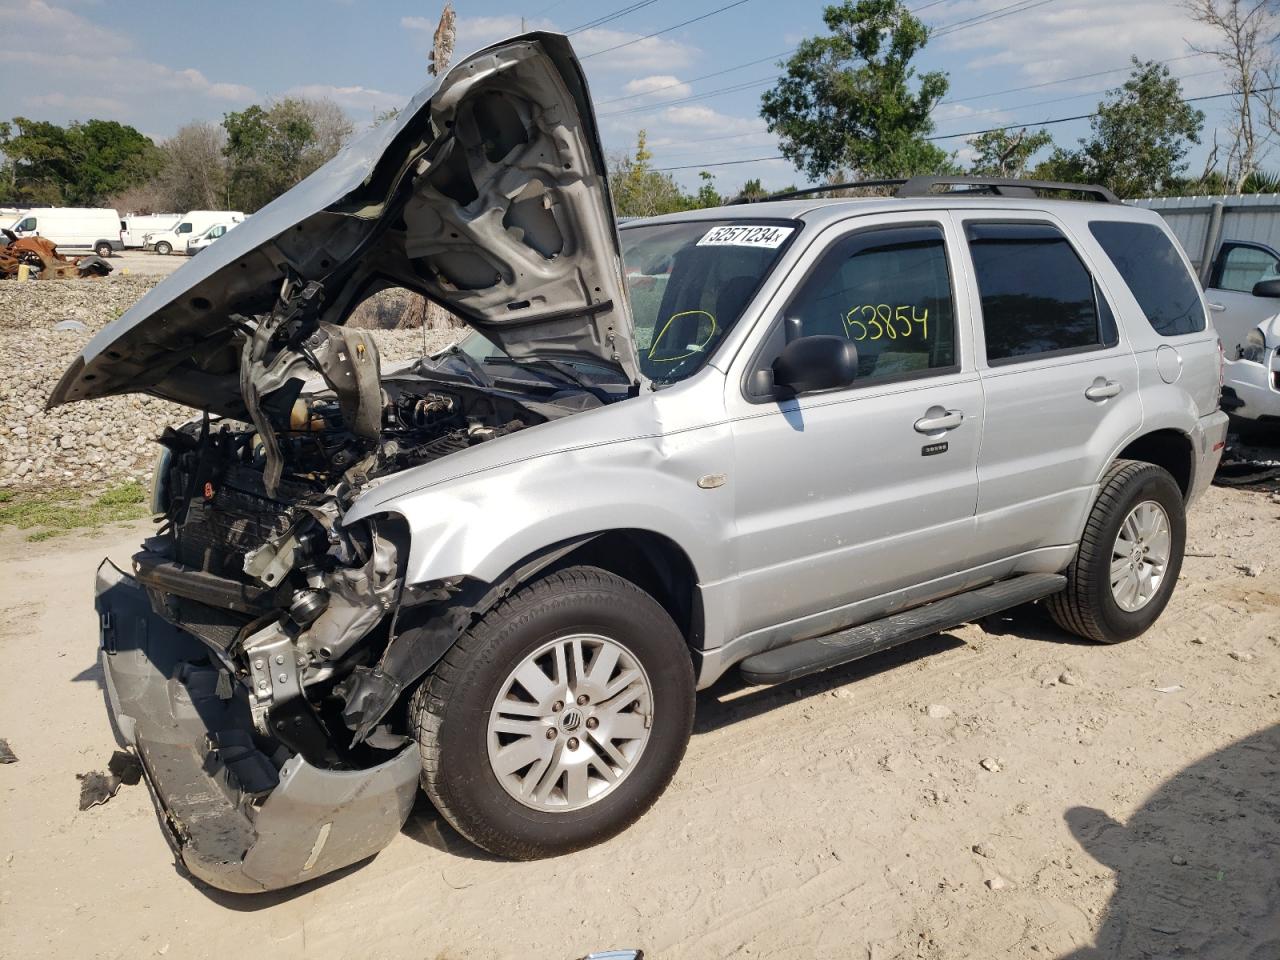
top-left (1057, 722), bottom-right (1279, 959)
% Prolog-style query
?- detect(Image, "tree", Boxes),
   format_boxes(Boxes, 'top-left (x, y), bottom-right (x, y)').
top-left (1183, 0), bottom-right (1279, 192)
top-left (968, 127), bottom-right (1053, 178)
top-left (759, 0), bottom-right (950, 181)
top-left (1042, 60), bottom-right (1204, 198)
top-left (0, 116), bottom-right (160, 205)
top-left (222, 97), bottom-right (352, 212)
top-left (690, 171), bottom-right (722, 208)
top-left (157, 122), bottom-right (229, 211)
top-left (608, 130), bottom-right (690, 217)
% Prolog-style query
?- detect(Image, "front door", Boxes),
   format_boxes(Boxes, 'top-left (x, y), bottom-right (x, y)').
top-left (725, 216), bottom-right (983, 639)
top-left (1205, 240), bottom-right (1280, 355)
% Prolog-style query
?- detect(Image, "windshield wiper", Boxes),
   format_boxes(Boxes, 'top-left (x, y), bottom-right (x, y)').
top-left (510, 357), bottom-right (612, 401)
top-left (439, 344), bottom-right (492, 387)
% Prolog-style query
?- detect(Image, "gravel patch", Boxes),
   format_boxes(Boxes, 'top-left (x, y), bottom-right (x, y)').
top-left (0, 277), bottom-right (458, 493)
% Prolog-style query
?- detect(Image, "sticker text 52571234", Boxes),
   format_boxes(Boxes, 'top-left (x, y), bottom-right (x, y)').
top-left (697, 224), bottom-right (795, 249)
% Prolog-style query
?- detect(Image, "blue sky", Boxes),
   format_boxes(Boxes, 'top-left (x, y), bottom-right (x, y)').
top-left (0, 0), bottom-right (1244, 193)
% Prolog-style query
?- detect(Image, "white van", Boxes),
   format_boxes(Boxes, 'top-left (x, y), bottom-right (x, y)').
top-left (185, 221), bottom-right (238, 255)
top-left (121, 214), bottom-right (180, 249)
top-left (8, 208), bottom-right (123, 257)
top-left (146, 210), bottom-right (245, 255)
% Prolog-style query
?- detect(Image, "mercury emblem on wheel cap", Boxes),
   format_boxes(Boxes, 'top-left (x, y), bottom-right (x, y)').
top-left (560, 708), bottom-right (583, 731)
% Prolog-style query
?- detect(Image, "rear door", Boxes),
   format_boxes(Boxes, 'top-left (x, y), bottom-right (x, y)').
top-left (725, 214), bottom-right (983, 638)
top-left (954, 211), bottom-right (1141, 563)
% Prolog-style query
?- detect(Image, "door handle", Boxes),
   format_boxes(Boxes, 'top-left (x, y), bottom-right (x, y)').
top-left (1085, 378), bottom-right (1123, 401)
top-left (914, 408), bottom-right (964, 433)
top-left (1207, 301), bottom-right (1226, 313)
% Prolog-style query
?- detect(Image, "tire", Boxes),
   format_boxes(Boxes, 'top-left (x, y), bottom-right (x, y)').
top-left (154, 241), bottom-right (172, 256)
top-left (412, 565), bottom-right (695, 859)
top-left (1047, 459), bottom-right (1186, 643)
top-left (94, 241), bottom-right (113, 258)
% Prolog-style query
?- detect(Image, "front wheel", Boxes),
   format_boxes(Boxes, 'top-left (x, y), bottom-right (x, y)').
top-left (94, 241), bottom-right (113, 258)
top-left (154, 241), bottom-right (172, 256)
top-left (413, 566), bottom-right (695, 859)
top-left (1047, 459), bottom-right (1186, 643)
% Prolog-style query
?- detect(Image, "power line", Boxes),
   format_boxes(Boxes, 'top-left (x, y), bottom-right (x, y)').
top-left (595, 48), bottom-right (795, 105)
top-left (938, 52), bottom-right (1208, 105)
top-left (931, 66), bottom-right (1225, 128)
top-left (648, 86), bottom-right (1280, 171)
top-left (579, 0), bottom-right (753, 59)
top-left (567, 0), bottom-right (662, 35)
top-left (599, 76), bottom-right (776, 117)
top-left (932, 0), bottom-right (1056, 36)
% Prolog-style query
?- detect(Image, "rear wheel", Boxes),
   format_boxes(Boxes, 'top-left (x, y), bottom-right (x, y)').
top-left (413, 565), bottom-right (695, 859)
top-left (93, 241), bottom-right (113, 258)
top-left (154, 241), bottom-right (172, 256)
top-left (1047, 459), bottom-right (1185, 643)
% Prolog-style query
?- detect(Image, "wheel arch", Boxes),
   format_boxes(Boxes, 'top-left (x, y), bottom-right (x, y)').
top-left (1113, 428), bottom-right (1194, 499)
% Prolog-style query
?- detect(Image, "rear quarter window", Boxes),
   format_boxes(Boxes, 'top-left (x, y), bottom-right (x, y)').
top-left (1088, 220), bottom-right (1205, 337)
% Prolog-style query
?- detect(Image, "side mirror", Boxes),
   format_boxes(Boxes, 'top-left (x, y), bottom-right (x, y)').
top-left (1251, 278), bottom-right (1280, 298)
top-left (771, 335), bottom-right (858, 396)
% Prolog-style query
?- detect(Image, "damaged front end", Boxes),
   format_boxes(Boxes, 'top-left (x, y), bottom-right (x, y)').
top-left (74, 31), bottom-right (639, 892)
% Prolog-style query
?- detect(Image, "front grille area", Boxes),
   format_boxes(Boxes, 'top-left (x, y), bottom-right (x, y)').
top-left (176, 479), bottom-right (293, 578)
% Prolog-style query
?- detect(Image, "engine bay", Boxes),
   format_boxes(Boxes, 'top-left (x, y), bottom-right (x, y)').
top-left (135, 277), bottom-right (608, 770)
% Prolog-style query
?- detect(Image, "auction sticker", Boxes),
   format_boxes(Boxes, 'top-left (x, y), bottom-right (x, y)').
top-left (697, 224), bottom-right (794, 248)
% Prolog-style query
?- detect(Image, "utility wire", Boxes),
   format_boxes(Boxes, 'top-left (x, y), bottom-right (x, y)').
top-left (579, 0), bottom-right (753, 59)
top-left (938, 52), bottom-right (1208, 105)
top-left (931, 0), bottom-right (1056, 36)
top-left (567, 0), bottom-right (662, 35)
top-left (595, 47), bottom-right (796, 105)
top-left (599, 76), bottom-right (777, 117)
top-left (649, 86), bottom-right (1280, 171)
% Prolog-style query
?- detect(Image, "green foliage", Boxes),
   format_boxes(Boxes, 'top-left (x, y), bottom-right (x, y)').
top-left (0, 117), bottom-right (161, 205)
top-left (1036, 59), bottom-right (1204, 198)
top-left (968, 127), bottom-right (1054, 178)
top-left (608, 130), bottom-right (694, 217)
top-left (0, 482), bottom-right (148, 542)
top-left (222, 98), bottom-right (352, 212)
top-left (690, 171), bottom-right (723, 209)
top-left (760, 0), bottom-right (951, 181)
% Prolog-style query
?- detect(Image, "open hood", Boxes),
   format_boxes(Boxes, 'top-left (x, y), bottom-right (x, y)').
top-left (49, 33), bottom-right (640, 415)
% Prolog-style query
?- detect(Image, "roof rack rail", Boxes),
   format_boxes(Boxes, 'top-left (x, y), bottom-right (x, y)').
top-left (737, 175), bottom-right (1120, 205)
top-left (896, 175), bottom-right (1120, 203)
top-left (734, 179), bottom-right (908, 204)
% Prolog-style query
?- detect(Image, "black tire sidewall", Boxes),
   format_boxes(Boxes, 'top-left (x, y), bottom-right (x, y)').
top-left (429, 574), bottom-right (694, 857)
top-left (155, 242), bottom-right (171, 255)
top-left (94, 242), bottom-right (112, 258)
top-left (1086, 468), bottom-right (1186, 641)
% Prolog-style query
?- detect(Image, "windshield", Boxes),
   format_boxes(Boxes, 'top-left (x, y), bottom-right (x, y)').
top-left (442, 218), bottom-right (799, 388)
top-left (620, 219), bottom-right (798, 383)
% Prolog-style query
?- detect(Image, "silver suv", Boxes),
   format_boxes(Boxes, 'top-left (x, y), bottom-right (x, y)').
top-left (52, 33), bottom-right (1228, 892)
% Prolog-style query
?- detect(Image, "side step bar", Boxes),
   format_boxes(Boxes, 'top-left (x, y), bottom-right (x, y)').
top-left (739, 574), bottom-right (1067, 685)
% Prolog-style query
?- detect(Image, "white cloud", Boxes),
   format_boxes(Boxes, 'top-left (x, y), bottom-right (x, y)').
top-left (623, 75), bottom-right (694, 100)
top-left (572, 26), bottom-right (699, 73)
top-left (938, 0), bottom-right (1220, 84)
top-left (0, 0), bottom-right (258, 130)
top-left (285, 83), bottom-right (406, 116)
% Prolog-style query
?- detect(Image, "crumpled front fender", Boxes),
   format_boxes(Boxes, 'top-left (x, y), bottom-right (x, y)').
top-left (96, 559), bottom-right (419, 893)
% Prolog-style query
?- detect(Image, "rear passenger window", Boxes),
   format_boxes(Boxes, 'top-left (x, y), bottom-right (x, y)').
top-left (781, 225), bottom-right (956, 383)
top-left (966, 222), bottom-right (1117, 364)
top-left (1089, 220), bottom-right (1205, 336)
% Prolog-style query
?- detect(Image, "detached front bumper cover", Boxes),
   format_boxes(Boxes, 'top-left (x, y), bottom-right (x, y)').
top-left (95, 560), bottom-right (419, 893)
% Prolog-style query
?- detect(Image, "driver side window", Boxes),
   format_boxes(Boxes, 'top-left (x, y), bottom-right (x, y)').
top-left (761, 224), bottom-right (957, 388)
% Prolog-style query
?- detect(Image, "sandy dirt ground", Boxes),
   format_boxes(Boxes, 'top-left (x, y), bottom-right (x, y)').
top-left (106, 250), bottom-right (188, 277)
top-left (0, 479), bottom-right (1277, 959)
